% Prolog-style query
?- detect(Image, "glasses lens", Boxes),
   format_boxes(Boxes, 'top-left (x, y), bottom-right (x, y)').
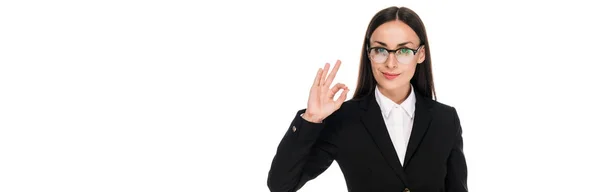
top-left (369, 48), bottom-right (388, 63)
top-left (395, 48), bottom-right (415, 64)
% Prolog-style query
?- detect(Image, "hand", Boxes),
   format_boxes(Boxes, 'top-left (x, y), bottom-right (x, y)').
top-left (303, 60), bottom-right (349, 123)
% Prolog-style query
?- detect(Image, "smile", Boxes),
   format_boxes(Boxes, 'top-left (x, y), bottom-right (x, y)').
top-left (382, 72), bottom-right (400, 80)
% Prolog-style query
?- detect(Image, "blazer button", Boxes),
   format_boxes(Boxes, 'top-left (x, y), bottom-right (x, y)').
top-left (292, 126), bottom-right (297, 132)
top-left (403, 188), bottom-right (410, 192)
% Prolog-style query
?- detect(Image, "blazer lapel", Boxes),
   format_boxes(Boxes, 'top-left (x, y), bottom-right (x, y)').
top-left (359, 93), bottom-right (408, 184)
top-left (403, 90), bottom-right (433, 168)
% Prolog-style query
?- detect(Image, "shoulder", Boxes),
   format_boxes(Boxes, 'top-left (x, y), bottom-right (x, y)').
top-left (429, 100), bottom-right (458, 115)
top-left (422, 98), bottom-right (461, 126)
top-left (324, 99), bottom-right (362, 121)
top-left (428, 99), bottom-right (462, 130)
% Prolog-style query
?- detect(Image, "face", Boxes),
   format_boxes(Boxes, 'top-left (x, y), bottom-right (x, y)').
top-left (368, 20), bottom-right (425, 93)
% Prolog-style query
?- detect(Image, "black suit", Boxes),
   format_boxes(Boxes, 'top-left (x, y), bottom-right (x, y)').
top-left (267, 90), bottom-right (468, 192)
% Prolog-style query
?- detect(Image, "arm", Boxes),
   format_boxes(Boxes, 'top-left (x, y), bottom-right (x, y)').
top-left (267, 109), bottom-right (338, 192)
top-left (445, 107), bottom-right (468, 192)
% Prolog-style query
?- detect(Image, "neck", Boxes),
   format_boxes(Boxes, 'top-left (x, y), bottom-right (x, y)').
top-left (378, 84), bottom-right (411, 104)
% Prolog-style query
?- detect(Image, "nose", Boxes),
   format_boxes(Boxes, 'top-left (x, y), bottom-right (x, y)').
top-left (385, 54), bottom-right (398, 69)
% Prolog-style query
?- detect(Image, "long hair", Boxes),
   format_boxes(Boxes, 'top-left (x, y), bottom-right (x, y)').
top-left (352, 6), bottom-right (436, 100)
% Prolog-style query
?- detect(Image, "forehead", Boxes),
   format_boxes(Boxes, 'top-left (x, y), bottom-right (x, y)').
top-left (370, 20), bottom-right (420, 45)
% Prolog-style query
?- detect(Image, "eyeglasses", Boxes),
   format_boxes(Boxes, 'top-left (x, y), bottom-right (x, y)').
top-left (367, 45), bottom-right (423, 64)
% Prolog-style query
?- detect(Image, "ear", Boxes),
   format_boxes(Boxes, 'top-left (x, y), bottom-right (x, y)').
top-left (417, 45), bottom-right (426, 64)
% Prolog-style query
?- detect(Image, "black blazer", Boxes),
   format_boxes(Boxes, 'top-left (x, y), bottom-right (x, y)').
top-left (267, 90), bottom-right (468, 192)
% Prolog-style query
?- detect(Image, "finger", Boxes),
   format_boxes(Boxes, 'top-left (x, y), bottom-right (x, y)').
top-left (335, 87), bottom-right (350, 107)
top-left (320, 63), bottom-right (330, 86)
top-left (312, 68), bottom-right (323, 88)
top-left (328, 83), bottom-right (346, 99)
top-left (324, 60), bottom-right (341, 87)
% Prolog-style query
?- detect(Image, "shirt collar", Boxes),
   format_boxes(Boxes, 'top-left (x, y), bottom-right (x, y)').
top-left (374, 85), bottom-right (416, 119)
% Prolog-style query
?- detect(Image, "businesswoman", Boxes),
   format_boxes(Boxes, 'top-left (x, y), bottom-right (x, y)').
top-left (267, 6), bottom-right (467, 192)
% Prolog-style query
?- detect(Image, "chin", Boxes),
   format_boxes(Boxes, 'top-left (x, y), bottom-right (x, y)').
top-left (376, 80), bottom-right (398, 89)
top-left (380, 84), bottom-right (401, 92)
top-left (376, 78), bottom-right (409, 91)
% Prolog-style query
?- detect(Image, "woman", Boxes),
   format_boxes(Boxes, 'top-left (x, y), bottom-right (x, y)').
top-left (267, 6), bottom-right (467, 192)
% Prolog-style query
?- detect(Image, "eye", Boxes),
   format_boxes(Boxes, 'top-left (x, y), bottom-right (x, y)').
top-left (375, 48), bottom-right (387, 54)
top-left (399, 48), bottom-right (412, 55)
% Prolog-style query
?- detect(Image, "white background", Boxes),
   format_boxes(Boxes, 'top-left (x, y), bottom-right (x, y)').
top-left (1, 0), bottom-right (599, 191)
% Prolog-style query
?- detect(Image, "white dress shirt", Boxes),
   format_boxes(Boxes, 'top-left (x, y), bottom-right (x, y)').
top-left (374, 85), bottom-right (416, 166)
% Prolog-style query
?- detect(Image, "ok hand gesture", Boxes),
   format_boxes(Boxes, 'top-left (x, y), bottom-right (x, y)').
top-left (302, 60), bottom-right (349, 123)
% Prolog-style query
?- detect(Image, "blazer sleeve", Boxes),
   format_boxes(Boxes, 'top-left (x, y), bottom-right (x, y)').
top-left (445, 107), bottom-right (468, 192)
top-left (267, 109), bottom-right (339, 192)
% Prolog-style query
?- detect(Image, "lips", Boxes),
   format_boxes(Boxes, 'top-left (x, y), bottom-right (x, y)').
top-left (382, 72), bottom-right (400, 80)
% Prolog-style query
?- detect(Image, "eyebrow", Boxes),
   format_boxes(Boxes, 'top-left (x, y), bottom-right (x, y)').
top-left (372, 41), bottom-right (414, 48)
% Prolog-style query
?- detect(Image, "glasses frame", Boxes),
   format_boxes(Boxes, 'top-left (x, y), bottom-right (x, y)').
top-left (366, 44), bottom-right (424, 64)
